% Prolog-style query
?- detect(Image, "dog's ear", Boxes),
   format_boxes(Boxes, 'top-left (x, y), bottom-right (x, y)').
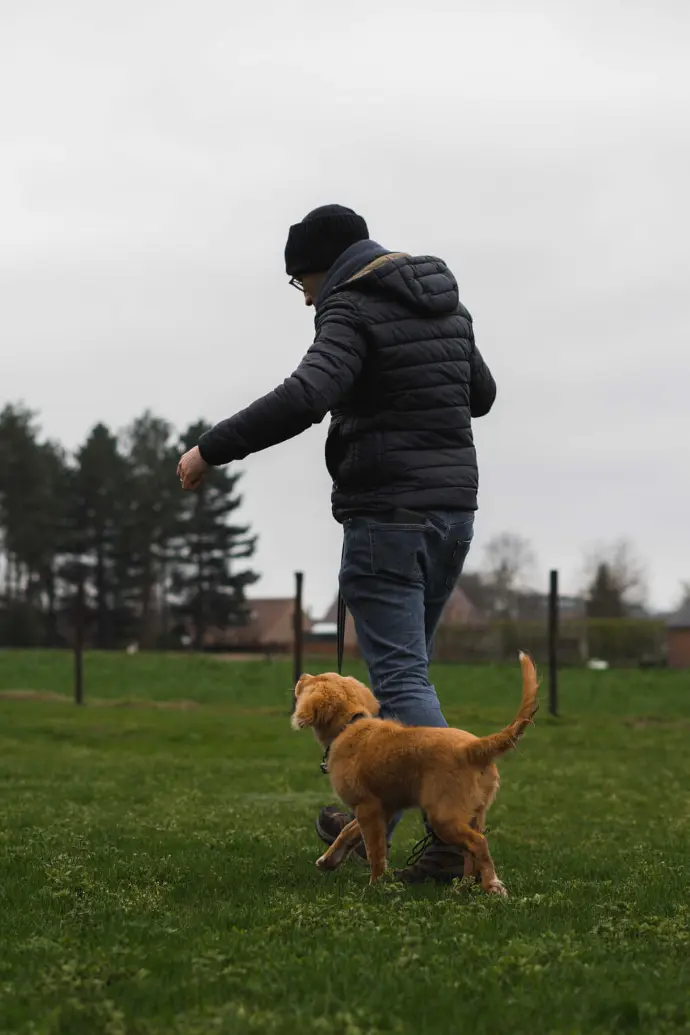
top-left (291, 684), bottom-right (338, 731)
top-left (293, 674), bottom-right (314, 699)
top-left (291, 697), bottom-right (312, 730)
top-left (291, 691), bottom-right (318, 730)
top-left (343, 676), bottom-right (380, 716)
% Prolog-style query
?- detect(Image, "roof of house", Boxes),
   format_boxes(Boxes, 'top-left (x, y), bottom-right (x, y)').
top-left (441, 585), bottom-right (486, 626)
top-left (318, 595), bottom-right (358, 644)
top-left (667, 600), bottom-right (690, 630)
top-left (321, 597), bottom-right (341, 625)
top-left (321, 585), bottom-right (484, 628)
top-left (244, 597), bottom-right (295, 636)
top-left (206, 597), bottom-right (311, 646)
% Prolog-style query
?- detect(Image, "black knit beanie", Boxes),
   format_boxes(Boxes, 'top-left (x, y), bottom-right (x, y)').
top-left (284, 204), bottom-right (369, 277)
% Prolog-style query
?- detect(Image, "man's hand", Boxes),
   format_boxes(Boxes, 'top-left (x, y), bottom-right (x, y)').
top-left (177, 446), bottom-right (208, 491)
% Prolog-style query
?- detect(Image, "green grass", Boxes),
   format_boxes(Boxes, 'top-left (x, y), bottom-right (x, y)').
top-left (0, 650), bottom-right (689, 1035)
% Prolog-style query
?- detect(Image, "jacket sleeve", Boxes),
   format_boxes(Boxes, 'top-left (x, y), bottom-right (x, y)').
top-left (197, 297), bottom-right (366, 466)
top-left (468, 329), bottom-right (497, 418)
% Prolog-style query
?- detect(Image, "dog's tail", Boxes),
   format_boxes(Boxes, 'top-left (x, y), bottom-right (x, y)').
top-left (464, 652), bottom-right (539, 767)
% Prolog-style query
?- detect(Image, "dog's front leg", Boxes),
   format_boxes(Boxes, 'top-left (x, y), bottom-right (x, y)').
top-left (315, 818), bottom-right (362, 872)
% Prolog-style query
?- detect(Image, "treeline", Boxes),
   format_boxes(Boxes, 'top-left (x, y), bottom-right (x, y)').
top-left (0, 405), bottom-right (258, 649)
top-left (434, 617), bottom-right (665, 666)
top-left (469, 532), bottom-right (656, 620)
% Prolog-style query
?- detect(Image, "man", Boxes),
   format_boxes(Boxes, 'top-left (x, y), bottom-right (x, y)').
top-left (177, 204), bottom-right (496, 882)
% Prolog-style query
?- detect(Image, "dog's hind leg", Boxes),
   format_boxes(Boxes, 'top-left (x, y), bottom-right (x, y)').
top-left (427, 812), bottom-right (507, 897)
top-left (355, 802), bottom-right (388, 884)
top-left (475, 766), bottom-right (500, 834)
top-left (315, 819), bottom-right (362, 872)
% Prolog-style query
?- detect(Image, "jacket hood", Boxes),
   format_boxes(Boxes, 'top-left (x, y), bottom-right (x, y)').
top-left (317, 242), bottom-right (460, 317)
top-left (356, 254), bottom-right (460, 315)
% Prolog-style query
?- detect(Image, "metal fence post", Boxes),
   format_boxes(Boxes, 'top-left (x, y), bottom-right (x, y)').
top-left (293, 571), bottom-right (304, 691)
top-left (548, 569), bottom-right (559, 716)
top-left (74, 568), bottom-right (85, 706)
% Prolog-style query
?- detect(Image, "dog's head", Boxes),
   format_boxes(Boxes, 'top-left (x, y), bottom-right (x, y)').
top-left (290, 672), bottom-right (380, 745)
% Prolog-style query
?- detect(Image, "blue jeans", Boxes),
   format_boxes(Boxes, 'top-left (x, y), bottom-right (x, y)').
top-left (338, 508), bottom-right (475, 840)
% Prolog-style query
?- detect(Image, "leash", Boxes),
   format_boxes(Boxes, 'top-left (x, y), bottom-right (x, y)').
top-left (336, 590), bottom-right (346, 675)
top-left (336, 533), bottom-right (346, 675)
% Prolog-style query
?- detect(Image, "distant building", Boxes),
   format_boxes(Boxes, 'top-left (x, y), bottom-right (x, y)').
top-left (511, 591), bottom-right (586, 622)
top-left (314, 584), bottom-right (486, 658)
top-left (666, 601), bottom-right (690, 669)
top-left (437, 585), bottom-right (488, 628)
top-left (457, 573), bottom-right (586, 622)
top-left (202, 597), bottom-right (311, 653)
top-left (318, 596), bottom-right (358, 651)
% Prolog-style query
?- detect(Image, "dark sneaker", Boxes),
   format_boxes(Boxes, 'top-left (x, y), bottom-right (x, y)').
top-left (316, 805), bottom-right (368, 864)
top-left (315, 806), bottom-right (369, 864)
top-left (392, 832), bottom-right (479, 885)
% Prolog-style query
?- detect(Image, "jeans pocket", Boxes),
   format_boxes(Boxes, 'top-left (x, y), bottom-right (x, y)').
top-left (369, 524), bottom-right (427, 584)
top-left (444, 521), bottom-right (474, 590)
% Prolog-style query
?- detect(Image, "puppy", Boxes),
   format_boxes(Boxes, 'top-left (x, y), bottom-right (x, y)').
top-left (292, 652), bottom-right (539, 895)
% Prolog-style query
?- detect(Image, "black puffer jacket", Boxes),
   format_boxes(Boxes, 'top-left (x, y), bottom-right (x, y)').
top-left (198, 242), bottom-right (496, 521)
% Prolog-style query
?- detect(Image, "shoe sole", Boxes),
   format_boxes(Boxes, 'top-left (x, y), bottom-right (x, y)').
top-left (314, 816), bottom-right (368, 866)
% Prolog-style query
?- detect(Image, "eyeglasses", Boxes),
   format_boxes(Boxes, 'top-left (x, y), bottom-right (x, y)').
top-left (289, 277), bottom-right (305, 292)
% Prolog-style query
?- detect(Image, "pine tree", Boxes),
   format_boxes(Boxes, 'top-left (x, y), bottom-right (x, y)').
top-left (170, 421), bottom-right (258, 649)
top-left (60, 423), bottom-right (129, 647)
top-left (586, 563), bottom-right (624, 618)
top-left (117, 413), bottom-right (182, 647)
top-left (34, 440), bottom-right (71, 644)
top-left (0, 405), bottom-right (69, 644)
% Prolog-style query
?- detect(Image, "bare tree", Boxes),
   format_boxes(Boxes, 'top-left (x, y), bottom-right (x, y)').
top-left (482, 532), bottom-right (537, 618)
top-left (582, 538), bottom-right (647, 613)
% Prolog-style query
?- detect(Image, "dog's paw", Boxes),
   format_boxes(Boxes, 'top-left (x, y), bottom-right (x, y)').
top-left (486, 879), bottom-right (508, 898)
top-left (316, 852), bottom-right (344, 872)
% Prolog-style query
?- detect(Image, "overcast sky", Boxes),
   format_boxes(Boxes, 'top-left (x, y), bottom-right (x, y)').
top-left (2, 0), bottom-right (688, 618)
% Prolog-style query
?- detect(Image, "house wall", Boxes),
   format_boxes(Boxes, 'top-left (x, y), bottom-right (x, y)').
top-left (668, 629), bottom-right (690, 669)
top-left (266, 608), bottom-right (298, 647)
top-left (201, 605), bottom-right (310, 650)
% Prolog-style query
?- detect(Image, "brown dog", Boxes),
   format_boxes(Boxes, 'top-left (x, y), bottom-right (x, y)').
top-left (292, 652), bottom-right (539, 895)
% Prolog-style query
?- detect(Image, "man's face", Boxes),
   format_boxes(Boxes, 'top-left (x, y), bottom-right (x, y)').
top-left (290, 273), bottom-right (324, 307)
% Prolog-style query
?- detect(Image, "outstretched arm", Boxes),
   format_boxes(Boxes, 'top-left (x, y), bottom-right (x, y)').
top-left (197, 297), bottom-right (366, 465)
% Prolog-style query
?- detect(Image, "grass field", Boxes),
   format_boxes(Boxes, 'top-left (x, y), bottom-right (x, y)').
top-left (1, 650), bottom-right (689, 1035)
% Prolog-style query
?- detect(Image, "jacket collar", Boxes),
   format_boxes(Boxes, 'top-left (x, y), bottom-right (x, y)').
top-left (316, 239), bottom-right (390, 309)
